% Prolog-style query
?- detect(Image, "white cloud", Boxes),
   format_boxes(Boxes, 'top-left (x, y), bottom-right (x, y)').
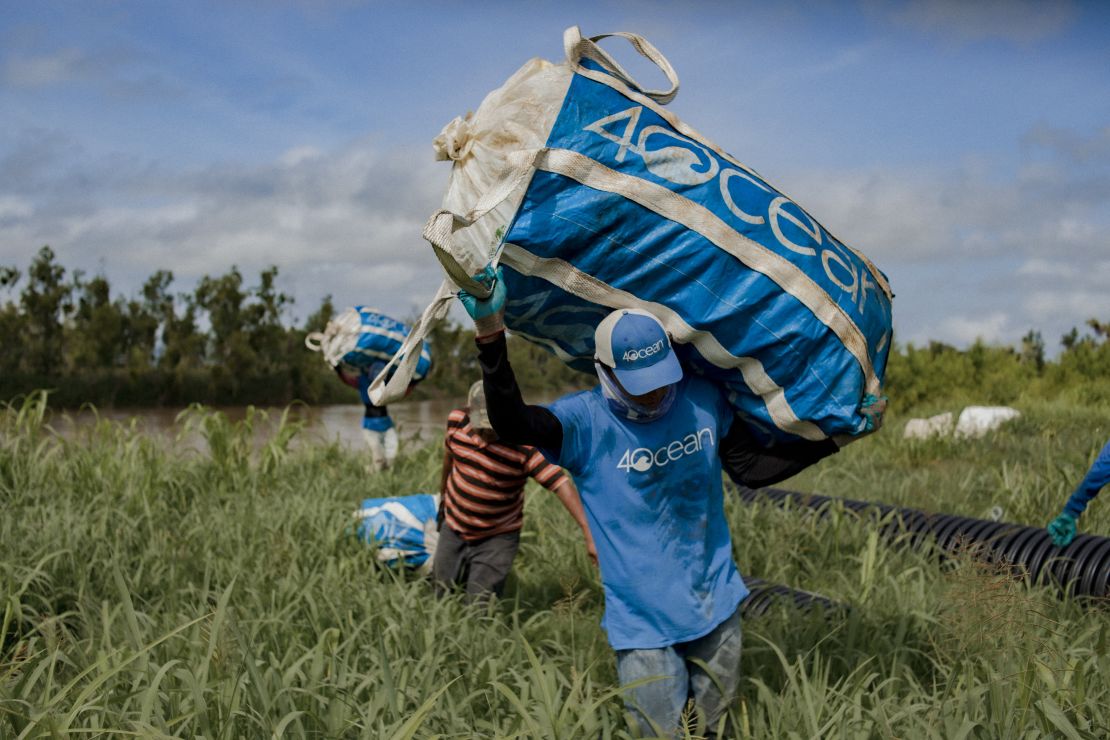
top-left (875, 0), bottom-right (1078, 43)
top-left (932, 311), bottom-right (1010, 344)
top-left (2, 48), bottom-right (86, 87)
top-left (0, 135), bottom-right (452, 322)
top-left (2, 113), bottom-right (1107, 349)
top-left (1023, 124), bottom-right (1110, 166)
top-left (0, 196), bottom-right (33, 221)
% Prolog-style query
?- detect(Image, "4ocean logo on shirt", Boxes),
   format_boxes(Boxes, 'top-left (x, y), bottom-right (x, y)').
top-left (617, 426), bottom-right (715, 473)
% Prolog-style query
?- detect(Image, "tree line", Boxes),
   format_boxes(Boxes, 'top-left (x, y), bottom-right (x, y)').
top-left (0, 246), bottom-right (585, 408)
top-left (2, 246), bottom-right (1107, 410)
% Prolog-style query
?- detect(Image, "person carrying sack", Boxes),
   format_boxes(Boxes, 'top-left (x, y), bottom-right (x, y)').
top-left (433, 379), bottom-right (596, 602)
top-left (458, 266), bottom-right (885, 737)
top-left (336, 362), bottom-right (398, 471)
top-left (1047, 440), bottom-right (1110, 547)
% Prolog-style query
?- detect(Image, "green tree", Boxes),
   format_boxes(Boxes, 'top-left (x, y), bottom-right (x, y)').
top-left (1020, 329), bottom-right (1045, 373)
top-left (244, 266), bottom-right (291, 374)
top-left (69, 273), bottom-right (125, 369)
top-left (304, 294), bottom-right (335, 334)
top-left (159, 291), bottom-right (205, 372)
top-left (0, 266), bottom-right (22, 376)
top-left (194, 266), bottom-right (254, 388)
top-left (20, 246), bottom-right (72, 374)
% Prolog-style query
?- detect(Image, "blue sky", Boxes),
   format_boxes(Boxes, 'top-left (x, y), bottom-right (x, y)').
top-left (2, 0), bottom-right (1108, 352)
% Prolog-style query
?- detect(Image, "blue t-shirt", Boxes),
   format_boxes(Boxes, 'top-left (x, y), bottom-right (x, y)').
top-left (1065, 440), bottom-right (1110, 516)
top-left (544, 376), bottom-right (748, 650)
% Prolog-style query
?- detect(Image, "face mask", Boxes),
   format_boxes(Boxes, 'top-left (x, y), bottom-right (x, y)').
top-left (596, 362), bottom-right (677, 423)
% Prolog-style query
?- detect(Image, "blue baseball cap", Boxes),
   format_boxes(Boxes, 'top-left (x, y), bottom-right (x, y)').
top-left (594, 308), bottom-right (683, 395)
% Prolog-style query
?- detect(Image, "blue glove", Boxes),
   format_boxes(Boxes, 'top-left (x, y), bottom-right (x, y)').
top-left (861, 393), bottom-right (888, 433)
top-left (1047, 511), bottom-right (1077, 547)
top-left (457, 265), bottom-right (506, 337)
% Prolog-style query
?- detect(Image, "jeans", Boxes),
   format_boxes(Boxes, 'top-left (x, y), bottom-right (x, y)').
top-left (615, 606), bottom-right (742, 739)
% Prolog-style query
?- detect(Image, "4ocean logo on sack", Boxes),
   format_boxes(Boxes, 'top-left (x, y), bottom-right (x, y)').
top-left (582, 105), bottom-right (884, 322)
top-left (617, 426), bottom-right (715, 473)
top-left (622, 338), bottom-right (664, 363)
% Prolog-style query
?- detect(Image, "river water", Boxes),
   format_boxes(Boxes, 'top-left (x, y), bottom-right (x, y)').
top-left (49, 394), bottom-right (563, 454)
top-left (50, 400), bottom-right (461, 453)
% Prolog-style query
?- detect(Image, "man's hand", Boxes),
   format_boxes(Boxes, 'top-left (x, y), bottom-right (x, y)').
top-left (457, 265), bottom-right (506, 339)
top-left (1047, 511), bottom-right (1077, 547)
top-left (833, 393), bottom-right (889, 448)
top-left (861, 393), bottom-right (887, 433)
top-left (585, 533), bottom-right (599, 568)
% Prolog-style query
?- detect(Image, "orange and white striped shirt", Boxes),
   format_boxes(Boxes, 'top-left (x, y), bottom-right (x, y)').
top-left (443, 408), bottom-right (568, 540)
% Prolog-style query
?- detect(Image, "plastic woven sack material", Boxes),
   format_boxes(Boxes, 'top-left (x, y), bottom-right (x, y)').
top-left (389, 26), bottom-right (894, 443)
top-left (305, 306), bottom-right (432, 381)
top-left (353, 493), bottom-right (440, 571)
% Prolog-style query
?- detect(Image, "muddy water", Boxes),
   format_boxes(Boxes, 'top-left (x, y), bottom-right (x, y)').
top-left (50, 394), bottom-right (563, 454)
top-left (51, 400), bottom-right (456, 453)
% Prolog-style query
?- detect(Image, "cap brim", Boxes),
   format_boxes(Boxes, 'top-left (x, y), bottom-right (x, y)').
top-left (613, 351), bottom-right (683, 395)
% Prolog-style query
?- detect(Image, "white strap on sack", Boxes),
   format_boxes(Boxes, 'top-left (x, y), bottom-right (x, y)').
top-left (366, 280), bottom-right (454, 405)
top-left (304, 332), bottom-right (324, 352)
top-left (422, 148), bottom-right (542, 298)
top-left (563, 26), bottom-right (680, 105)
top-left (304, 309), bottom-right (363, 367)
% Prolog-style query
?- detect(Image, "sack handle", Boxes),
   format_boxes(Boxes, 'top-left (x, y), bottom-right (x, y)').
top-left (563, 26), bottom-right (679, 105)
top-left (422, 148), bottom-right (542, 298)
top-left (366, 280), bottom-right (455, 405)
top-left (304, 332), bottom-right (324, 352)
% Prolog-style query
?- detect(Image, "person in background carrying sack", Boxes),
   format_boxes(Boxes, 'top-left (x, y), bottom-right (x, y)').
top-left (336, 362), bottom-right (398, 472)
top-left (433, 380), bottom-right (596, 602)
top-left (458, 266), bottom-right (884, 738)
top-left (1047, 440), bottom-right (1110, 547)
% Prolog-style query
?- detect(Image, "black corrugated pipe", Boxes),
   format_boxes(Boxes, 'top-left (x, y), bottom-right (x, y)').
top-left (740, 578), bottom-right (846, 619)
top-left (733, 486), bottom-right (1110, 601)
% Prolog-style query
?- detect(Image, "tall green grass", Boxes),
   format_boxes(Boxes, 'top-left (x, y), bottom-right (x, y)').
top-left (2, 393), bottom-right (1108, 738)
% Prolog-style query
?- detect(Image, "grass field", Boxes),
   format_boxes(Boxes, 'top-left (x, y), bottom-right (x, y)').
top-left (2, 393), bottom-right (1109, 738)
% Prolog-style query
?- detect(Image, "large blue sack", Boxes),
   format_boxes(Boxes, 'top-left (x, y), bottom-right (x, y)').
top-left (305, 306), bottom-right (432, 382)
top-left (354, 493), bottom-right (439, 570)
top-left (399, 27), bottom-right (893, 443)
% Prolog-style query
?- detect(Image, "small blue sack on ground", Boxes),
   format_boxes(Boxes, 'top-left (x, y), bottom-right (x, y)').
top-left (354, 493), bottom-right (440, 570)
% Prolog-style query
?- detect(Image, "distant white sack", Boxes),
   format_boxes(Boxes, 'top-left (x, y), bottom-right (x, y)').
top-left (954, 406), bottom-right (1021, 438)
top-left (903, 412), bottom-right (954, 440)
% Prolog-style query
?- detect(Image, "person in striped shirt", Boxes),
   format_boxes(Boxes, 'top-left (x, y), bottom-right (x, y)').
top-left (433, 380), bottom-right (596, 601)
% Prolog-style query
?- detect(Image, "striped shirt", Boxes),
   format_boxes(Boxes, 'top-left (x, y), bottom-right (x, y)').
top-left (443, 408), bottom-right (568, 540)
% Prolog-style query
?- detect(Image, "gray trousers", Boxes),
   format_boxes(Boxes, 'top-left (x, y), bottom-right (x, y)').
top-left (431, 526), bottom-right (520, 602)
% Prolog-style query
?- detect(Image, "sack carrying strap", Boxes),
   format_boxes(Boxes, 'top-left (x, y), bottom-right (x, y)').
top-left (366, 280), bottom-right (454, 405)
top-left (563, 26), bottom-right (680, 105)
top-left (422, 148), bottom-right (542, 298)
top-left (304, 332), bottom-right (324, 352)
top-left (304, 308), bottom-right (367, 367)
top-left (424, 27), bottom-right (679, 299)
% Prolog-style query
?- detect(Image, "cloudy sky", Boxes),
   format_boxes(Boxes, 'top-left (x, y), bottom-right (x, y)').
top-left (2, 0), bottom-right (1108, 351)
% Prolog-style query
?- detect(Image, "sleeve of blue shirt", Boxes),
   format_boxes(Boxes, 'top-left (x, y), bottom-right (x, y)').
top-left (542, 392), bottom-right (592, 475)
top-left (1064, 440), bottom-right (1110, 517)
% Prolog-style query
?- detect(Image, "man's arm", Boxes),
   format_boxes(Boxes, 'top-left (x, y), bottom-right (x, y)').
top-left (335, 365), bottom-right (359, 389)
top-left (460, 265), bottom-right (564, 452)
top-left (476, 331), bottom-right (563, 452)
top-left (1064, 441), bottom-right (1110, 516)
top-left (719, 421), bottom-right (838, 489)
top-left (1048, 440), bottom-right (1110, 546)
top-left (549, 477), bottom-right (598, 566)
